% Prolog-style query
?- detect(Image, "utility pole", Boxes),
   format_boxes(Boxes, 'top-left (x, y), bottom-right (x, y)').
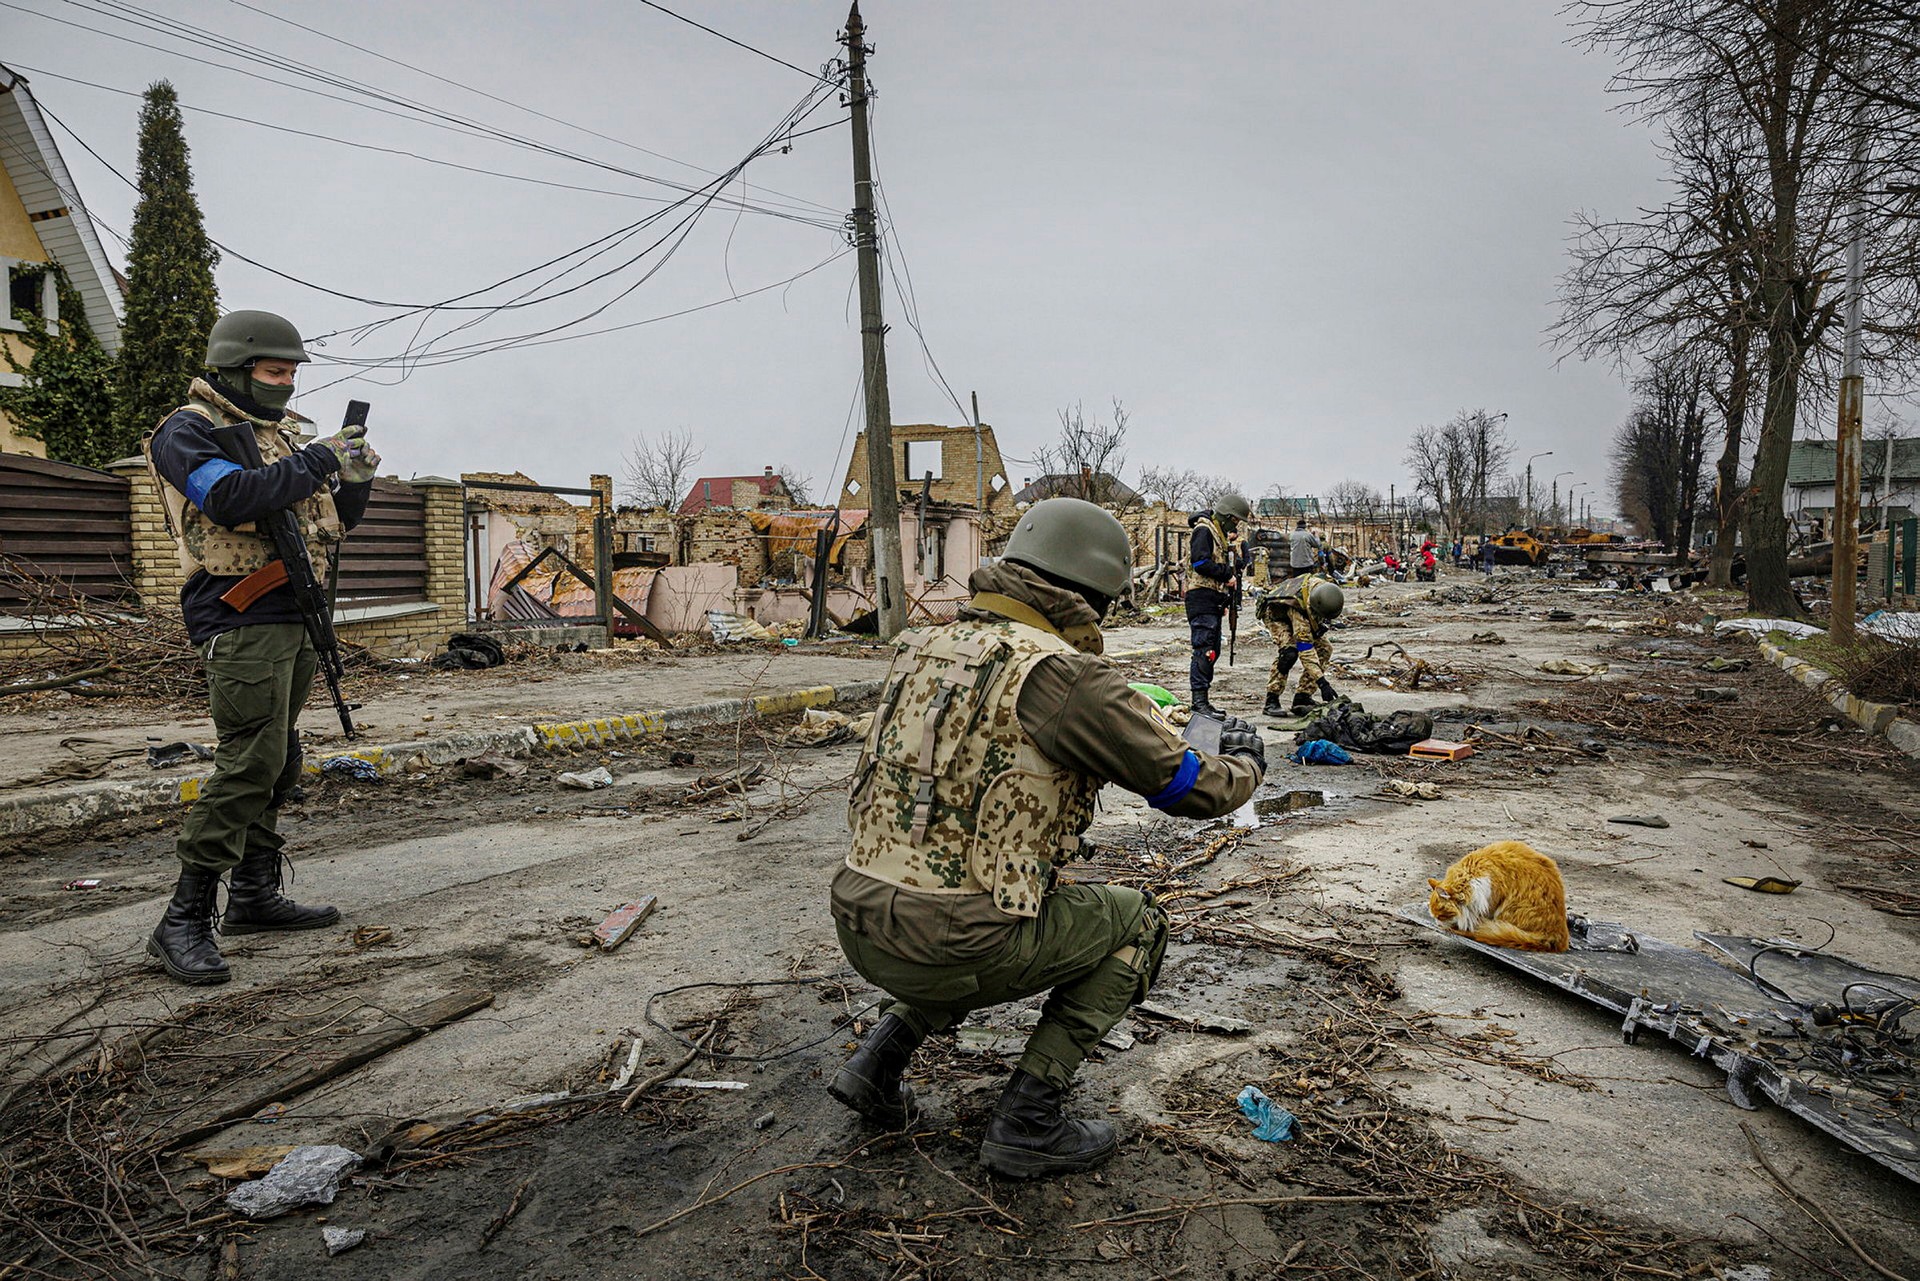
top-left (845, 3), bottom-right (905, 639)
top-left (1831, 68), bottom-right (1869, 643)
top-left (971, 389), bottom-right (983, 513)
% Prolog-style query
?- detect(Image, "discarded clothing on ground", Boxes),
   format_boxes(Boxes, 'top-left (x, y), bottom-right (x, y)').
top-left (1714, 617), bottom-right (1823, 641)
top-left (1296, 702), bottom-right (1434, 757)
top-left (432, 632), bottom-right (507, 670)
top-left (1290, 739), bottom-right (1352, 766)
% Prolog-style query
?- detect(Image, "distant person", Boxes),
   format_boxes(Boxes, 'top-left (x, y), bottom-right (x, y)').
top-left (1288, 518), bottom-right (1320, 573)
top-left (1481, 538), bottom-right (1497, 575)
top-left (142, 310), bottom-right (379, 985)
top-left (1184, 493), bottom-right (1251, 716)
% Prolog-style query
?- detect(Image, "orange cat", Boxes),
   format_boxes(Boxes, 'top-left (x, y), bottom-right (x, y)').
top-left (1426, 841), bottom-right (1570, 952)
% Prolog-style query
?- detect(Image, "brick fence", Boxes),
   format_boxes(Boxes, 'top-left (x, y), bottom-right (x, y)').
top-left (1, 464), bottom-right (466, 662)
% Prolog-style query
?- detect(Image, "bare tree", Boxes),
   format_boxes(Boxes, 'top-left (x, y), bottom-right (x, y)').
top-left (1563, 0), bottom-right (1920, 614)
top-left (1034, 399), bottom-right (1132, 505)
top-left (1611, 354), bottom-right (1714, 550)
top-left (775, 465), bottom-right (815, 506)
top-left (1405, 410), bottom-right (1511, 542)
top-left (1138, 465), bottom-right (1210, 510)
top-left (621, 427), bottom-right (704, 510)
top-left (1323, 480), bottom-right (1384, 519)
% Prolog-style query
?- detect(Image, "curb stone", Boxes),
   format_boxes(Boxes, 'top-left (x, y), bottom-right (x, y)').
top-left (1755, 639), bottom-right (1919, 758)
top-left (0, 679), bottom-right (885, 841)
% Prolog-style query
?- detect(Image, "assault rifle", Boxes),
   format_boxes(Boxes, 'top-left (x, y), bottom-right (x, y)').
top-left (1226, 573), bottom-right (1239, 667)
top-left (212, 399), bottom-right (369, 738)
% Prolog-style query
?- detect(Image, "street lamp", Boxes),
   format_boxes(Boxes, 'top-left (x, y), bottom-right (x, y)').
top-left (1568, 482), bottom-right (1586, 531)
top-left (1550, 470), bottom-right (1572, 528)
top-left (1523, 451), bottom-right (1552, 527)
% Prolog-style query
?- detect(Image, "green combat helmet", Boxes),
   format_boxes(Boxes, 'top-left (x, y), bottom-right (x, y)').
top-left (206, 310), bottom-right (310, 374)
top-left (1212, 492), bottom-right (1252, 522)
top-left (1004, 497), bottom-right (1131, 599)
top-left (1308, 579), bottom-right (1345, 621)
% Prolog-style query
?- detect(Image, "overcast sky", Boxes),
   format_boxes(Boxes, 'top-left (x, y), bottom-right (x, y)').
top-left (7, 0), bottom-right (1677, 518)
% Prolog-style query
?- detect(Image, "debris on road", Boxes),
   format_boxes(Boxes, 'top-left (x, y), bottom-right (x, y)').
top-left (1291, 739), bottom-right (1352, 765)
top-left (1608, 814), bottom-right (1670, 829)
top-left (773, 707), bottom-right (872, 748)
top-left (459, 751), bottom-right (528, 779)
top-left (432, 632), bottom-right (507, 670)
top-left (1693, 687), bottom-right (1739, 703)
top-left (1540, 659), bottom-right (1608, 676)
top-left (322, 1226), bottom-right (367, 1256)
top-left (558, 766), bottom-right (614, 790)
top-left (1468, 631), bottom-right (1506, 644)
top-left (1383, 779), bottom-right (1443, 800)
top-left (320, 756), bottom-right (380, 781)
top-left (61, 877), bottom-right (101, 890)
top-left (1700, 656), bottom-right (1751, 673)
top-left (593, 895), bottom-right (660, 951)
top-left (1236, 1085), bottom-right (1297, 1142)
top-left (225, 1145), bottom-right (361, 1220)
top-left (1723, 875), bottom-right (1801, 894)
top-left (1133, 1001), bottom-right (1253, 1035)
top-left (1715, 618), bottom-right (1823, 641)
top-left (707, 611), bottom-right (773, 643)
top-left (1408, 738), bottom-right (1474, 762)
top-left (145, 740), bottom-right (214, 769)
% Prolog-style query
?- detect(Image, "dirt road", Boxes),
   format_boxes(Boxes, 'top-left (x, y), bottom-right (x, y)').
top-left (2, 574), bottom-right (1916, 1280)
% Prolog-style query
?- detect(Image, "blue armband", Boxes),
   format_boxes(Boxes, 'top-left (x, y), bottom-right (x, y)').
top-left (1146, 749), bottom-right (1201, 810)
top-left (185, 458), bottom-right (241, 510)
top-left (1295, 640), bottom-right (1314, 653)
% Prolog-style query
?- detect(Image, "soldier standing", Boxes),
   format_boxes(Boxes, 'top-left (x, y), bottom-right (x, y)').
top-left (142, 311), bottom-right (380, 985)
top-left (1260, 572), bottom-right (1345, 718)
top-left (829, 498), bottom-right (1265, 1178)
top-left (1184, 492), bottom-right (1250, 716)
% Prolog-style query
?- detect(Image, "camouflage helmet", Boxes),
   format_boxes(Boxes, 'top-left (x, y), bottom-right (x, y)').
top-left (1212, 492), bottom-right (1252, 521)
top-left (1004, 497), bottom-right (1131, 600)
top-left (206, 310), bottom-right (310, 369)
top-left (1307, 578), bottom-right (1345, 621)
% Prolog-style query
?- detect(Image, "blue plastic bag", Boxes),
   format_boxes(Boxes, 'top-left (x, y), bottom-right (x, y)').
top-left (1236, 1085), bottom-right (1296, 1141)
top-left (1290, 739), bottom-right (1352, 766)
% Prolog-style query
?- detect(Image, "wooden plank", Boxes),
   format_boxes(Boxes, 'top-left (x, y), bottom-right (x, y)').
top-left (0, 516), bottom-right (133, 534)
top-left (155, 987), bottom-right (495, 1151)
top-left (0, 491), bottom-right (129, 514)
top-left (0, 454), bottom-right (129, 483)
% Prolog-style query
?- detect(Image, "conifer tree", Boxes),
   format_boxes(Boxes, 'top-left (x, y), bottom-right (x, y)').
top-left (0, 265), bottom-right (118, 466)
top-left (112, 80), bottom-right (218, 460)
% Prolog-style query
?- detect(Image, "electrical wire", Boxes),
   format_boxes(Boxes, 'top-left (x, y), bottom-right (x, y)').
top-left (10, 61), bottom-right (846, 219)
top-left (634, 0), bottom-right (840, 88)
top-left (10, 0), bottom-right (840, 226)
top-left (220, 0), bottom-right (845, 218)
top-left (642, 976), bottom-right (874, 1063)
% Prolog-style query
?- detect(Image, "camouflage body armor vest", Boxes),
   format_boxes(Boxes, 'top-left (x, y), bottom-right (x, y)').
top-left (846, 617), bottom-right (1101, 919)
top-left (142, 378), bottom-right (342, 578)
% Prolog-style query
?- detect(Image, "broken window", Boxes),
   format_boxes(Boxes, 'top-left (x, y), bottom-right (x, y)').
top-left (904, 440), bottom-right (944, 482)
top-left (0, 259), bottom-right (58, 334)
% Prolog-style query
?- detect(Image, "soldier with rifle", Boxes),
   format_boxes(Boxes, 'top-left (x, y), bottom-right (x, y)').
top-left (141, 311), bottom-right (380, 985)
top-left (1184, 492), bottom-right (1251, 717)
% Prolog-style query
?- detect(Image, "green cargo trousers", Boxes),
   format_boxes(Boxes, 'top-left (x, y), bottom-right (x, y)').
top-left (175, 623), bottom-right (316, 874)
top-left (835, 884), bottom-right (1169, 1090)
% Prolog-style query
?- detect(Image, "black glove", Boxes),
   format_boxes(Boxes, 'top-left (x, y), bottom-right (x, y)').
top-left (1318, 677), bottom-right (1339, 702)
top-left (1218, 717), bottom-right (1267, 777)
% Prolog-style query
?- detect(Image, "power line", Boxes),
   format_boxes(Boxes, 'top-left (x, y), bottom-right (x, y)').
top-left (220, 0), bottom-right (844, 218)
top-left (10, 61), bottom-right (846, 221)
top-left (9, 0), bottom-right (841, 224)
top-left (635, 0), bottom-right (839, 88)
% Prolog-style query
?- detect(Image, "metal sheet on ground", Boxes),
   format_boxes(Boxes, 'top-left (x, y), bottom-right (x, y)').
top-left (1398, 904), bottom-right (1920, 1187)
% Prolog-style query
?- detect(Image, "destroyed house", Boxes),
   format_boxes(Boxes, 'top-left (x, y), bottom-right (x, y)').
top-left (1787, 436), bottom-right (1920, 526)
top-left (677, 468), bottom-right (795, 515)
top-left (840, 423), bottom-right (1014, 512)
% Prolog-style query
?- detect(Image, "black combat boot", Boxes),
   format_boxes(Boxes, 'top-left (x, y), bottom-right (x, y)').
top-left (223, 850), bottom-right (340, 935)
top-left (979, 1068), bottom-right (1118, 1179)
top-left (828, 1013), bottom-right (923, 1128)
top-left (147, 868), bottom-right (230, 985)
top-left (1262, 692), bottom-right (1286, 718)
top-left (1190, 692), bottom-right (1220, 719)
top-left (1290, 692), bottom-right (1316, 716)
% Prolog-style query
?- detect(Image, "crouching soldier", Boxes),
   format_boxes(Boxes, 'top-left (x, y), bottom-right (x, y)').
top-left (1260, 573), bottom-right (1345, 718)
top-left (828, 498), bottom-right (1265, 1178)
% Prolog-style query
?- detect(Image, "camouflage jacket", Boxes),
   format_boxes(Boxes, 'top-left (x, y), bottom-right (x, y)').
top-left (142, 378), bottom-right (342, 578)
top-left (842, 563), bottom-right (1261, 927)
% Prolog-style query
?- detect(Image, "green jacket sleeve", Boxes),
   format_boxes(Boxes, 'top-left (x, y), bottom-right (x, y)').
top-left (1016, 652), bottom-right (1260, 819)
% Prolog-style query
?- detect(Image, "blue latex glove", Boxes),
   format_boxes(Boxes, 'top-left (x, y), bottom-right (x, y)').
top-left (1290, 739), bottom-right (1352, 765)
top-left (1236, 1085), bottom-right (1296, 1142)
